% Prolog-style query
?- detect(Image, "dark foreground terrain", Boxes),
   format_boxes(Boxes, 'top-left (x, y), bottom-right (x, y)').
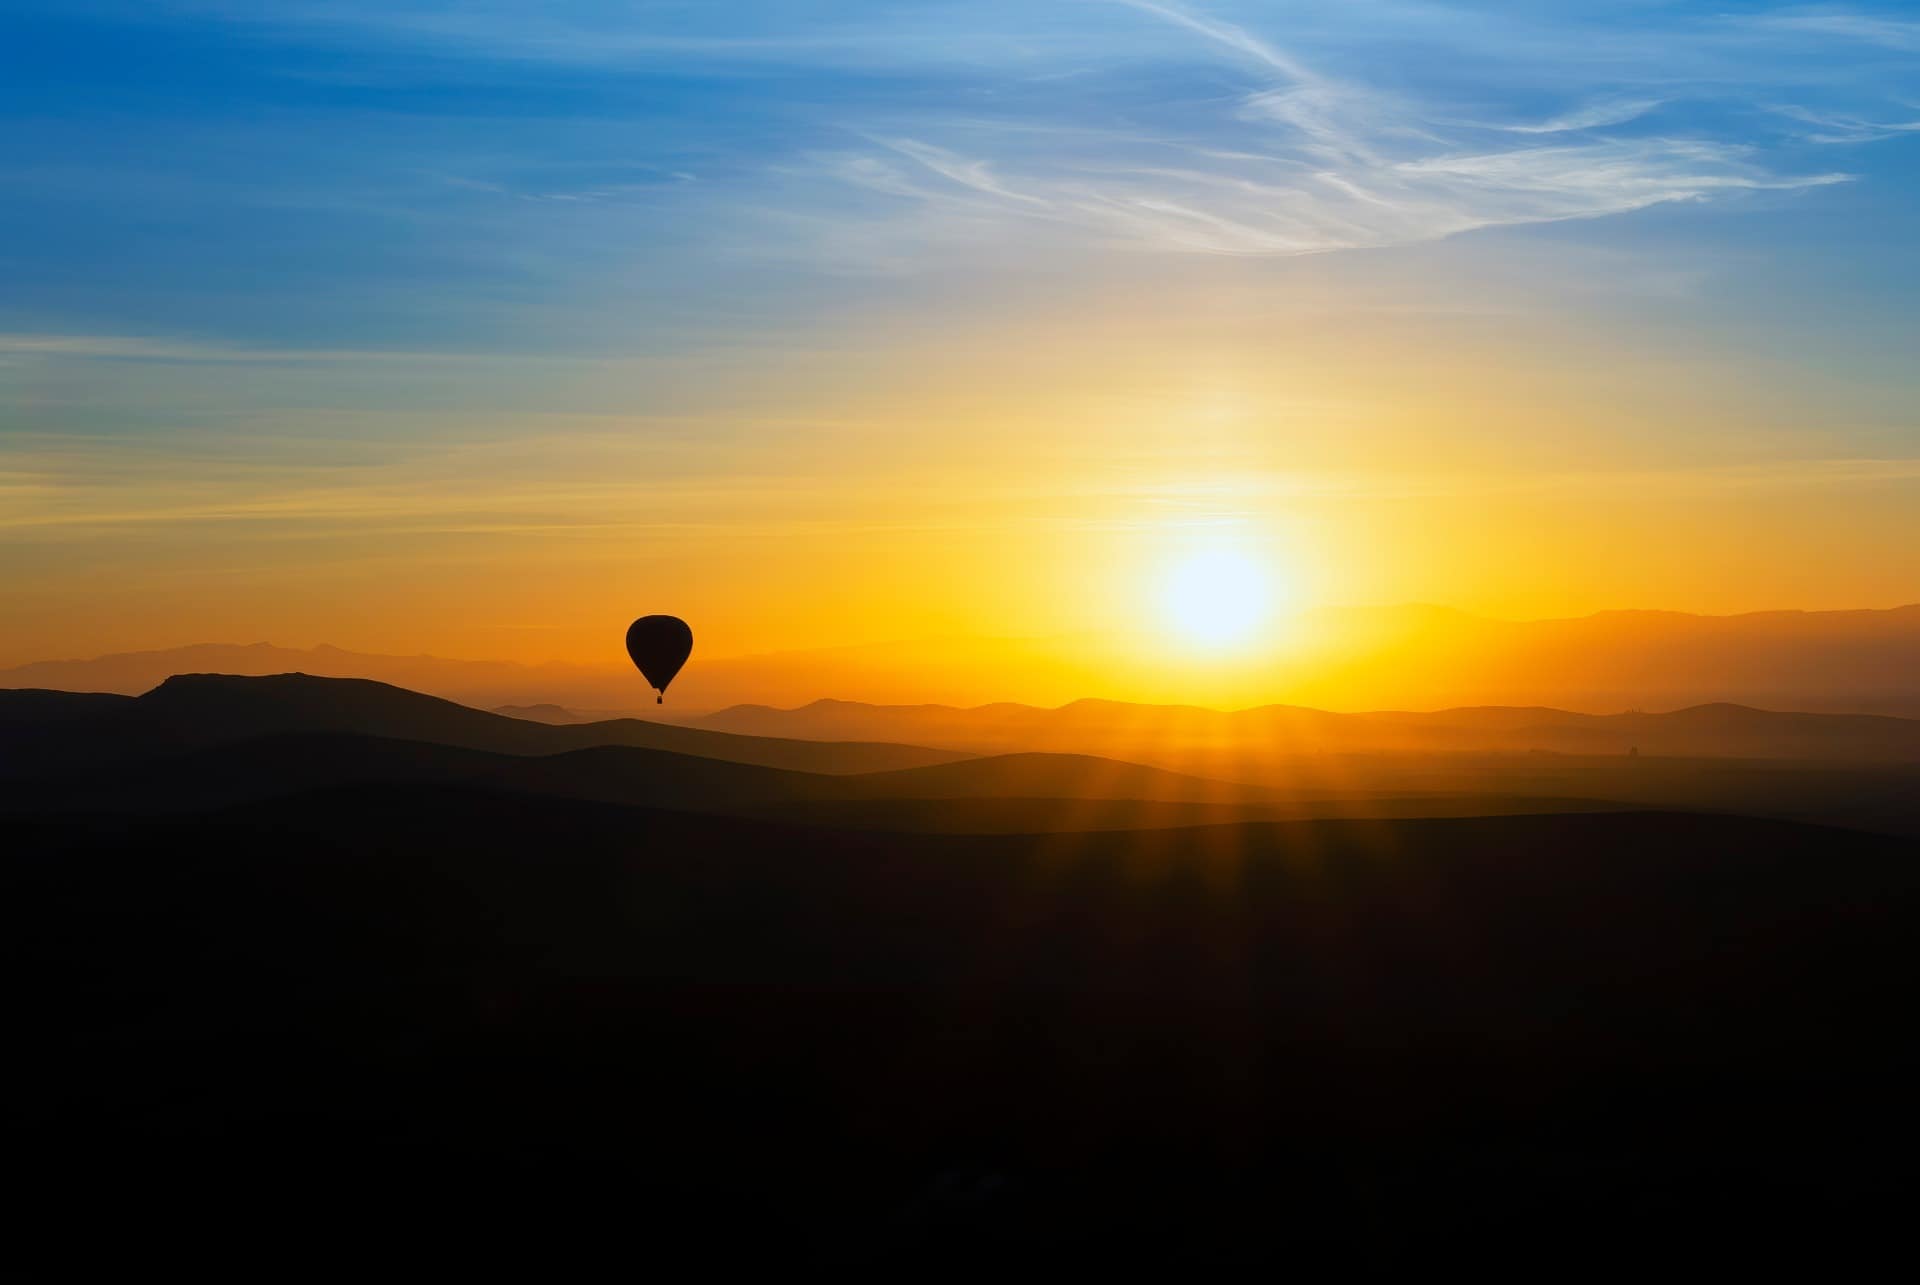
top-left (9, 789), bottom-right (1920, 1274)
top-left (7, 674), bottom-right (1920, 1274)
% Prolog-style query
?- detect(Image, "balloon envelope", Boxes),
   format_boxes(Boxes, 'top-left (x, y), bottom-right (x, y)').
top-left (625, 615), bottom-right (693, 700)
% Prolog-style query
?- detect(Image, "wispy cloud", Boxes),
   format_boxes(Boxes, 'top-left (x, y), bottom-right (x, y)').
top-left (0, 333), bottom-right (679, 368)
top-left (1503, 99), bottom-right (1665, 135)
top-left (1771, 104), bottom-right (1920, 144)
top-left (854, 135), bottom-right (1848, 258)
top-left (173, 0), bottom-right (1097, 71)
top-left (878, 140), bottom-right (1047, 206)
top-left (1110, 0), bottom-right (1319, 82)
top-left (1750, 10), bottom-right (1920, 51)
top-left (0, 333), bottom-right (492, 363)
top-left (1061, 456), bottom-right (1920, 510)
top-left (807, 1), bottom-right (1869, 259)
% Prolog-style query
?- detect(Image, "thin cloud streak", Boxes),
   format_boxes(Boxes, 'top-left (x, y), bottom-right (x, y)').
top-left (12, 422), bottom-right (1917, 538)
top-left (1110, 0), bottom-right (1320, 83)
top-left (1751, 11), bottom-right (1920, 51)
top-left (860, 133), bottom-right (1849, 258)
top-left (1503, 99), bottom-right (1666, 135)
top-left (0, 333), bottom-right (527, 365)
top-left (1771, 105), bottom-right (1920, 144)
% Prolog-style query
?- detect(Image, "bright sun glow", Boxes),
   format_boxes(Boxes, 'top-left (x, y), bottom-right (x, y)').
top-left (1159, 547), bottom-right (1275, 649)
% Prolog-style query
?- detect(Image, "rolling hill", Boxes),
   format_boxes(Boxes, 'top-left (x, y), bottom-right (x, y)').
top-left (0, 673), bottom-right (970, 776)
top-left (0, 727), bottom-right (1443, 831)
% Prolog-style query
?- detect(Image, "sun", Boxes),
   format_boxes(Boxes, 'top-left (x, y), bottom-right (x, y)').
top-left (1159, 546), bottom-right (1275, 649)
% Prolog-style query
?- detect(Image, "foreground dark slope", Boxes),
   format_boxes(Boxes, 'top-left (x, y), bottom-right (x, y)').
top-left (9, 787), bottom-right (1920, 1272)
top-left (0, 672), bottom-right (969, 775)
top-left (0, 728), bottom-right (1622, 831)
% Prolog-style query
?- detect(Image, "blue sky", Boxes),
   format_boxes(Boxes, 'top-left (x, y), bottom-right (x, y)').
top-left (6, 1), bottom-right (1917, 356)
top-left (3, 2), bottom-right (1918, 663)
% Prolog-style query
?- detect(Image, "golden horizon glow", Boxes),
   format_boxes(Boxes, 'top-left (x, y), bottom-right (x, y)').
top-left (8, 288), bottom-right (1919, 705)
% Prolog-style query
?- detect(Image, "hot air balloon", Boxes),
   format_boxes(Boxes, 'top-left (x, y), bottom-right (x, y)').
top-left (625, 615), bottom-right (693, 704)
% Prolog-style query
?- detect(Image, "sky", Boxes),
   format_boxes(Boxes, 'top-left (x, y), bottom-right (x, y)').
top-left (3, 1), bottom-right (1918, 687)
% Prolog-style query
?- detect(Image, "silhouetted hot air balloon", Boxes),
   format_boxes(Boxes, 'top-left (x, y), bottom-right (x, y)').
top-left (625, 615), bottom-right (693, 704)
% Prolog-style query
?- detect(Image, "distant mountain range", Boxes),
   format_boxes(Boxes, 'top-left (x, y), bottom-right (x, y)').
top-left (6, 602), bottom-right (1920, 714)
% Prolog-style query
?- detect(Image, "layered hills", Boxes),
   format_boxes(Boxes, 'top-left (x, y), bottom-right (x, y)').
top-left (4, 672), bottom-right (1918, 835)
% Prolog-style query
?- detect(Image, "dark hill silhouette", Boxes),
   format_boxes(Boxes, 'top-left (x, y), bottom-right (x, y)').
top-left (8, 785), bottom-right (1920, 1273)
top-left (0, 640), bottom-right (630, 709)
top-left (486, 743), bottom-right (1285, 810)
top-left (0, 673), bottom-right (969, 776)
top-left (0, 687), bottom-right (132, 724)
top-left (725, 792), bottom-right (1628, 833)
top-left (693, 694), bottom-right (1920, 762)
top-left (12, 730), bottom-right (1457, 829)
top-left (490, 701), bottom-right (599, 723)
top-left (822, 750), bottom-right (1283, 802)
